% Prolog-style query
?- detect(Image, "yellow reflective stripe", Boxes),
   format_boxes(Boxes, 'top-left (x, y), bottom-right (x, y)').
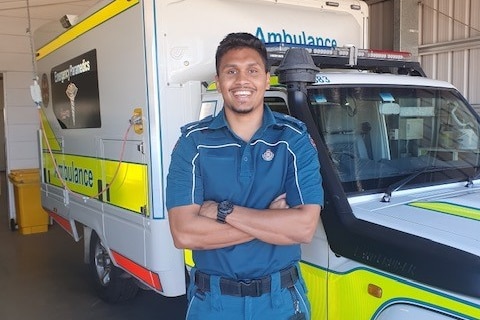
top-left (206, 82), bottom-right (217, 91)
top-left (40, 109), bottom-right (62, 151)
top-left (43, 152), bottom-right (148, 215)
top-left (409, 201), bottom-right (480, 221)
top-left (105, 158), bottom-right (148, 214)
top-left (270, 75), bottom-right (280, 86)
top-left (36, 0), bottom-right (139, 60)
top-left (301, 263), bottom-right (480, 319)
top-left (300, 263), bottom-right (328, 319)
top-left (182, 256), bottom-right (479, 318)
top-left (184, 249), bottom-right (194, 268)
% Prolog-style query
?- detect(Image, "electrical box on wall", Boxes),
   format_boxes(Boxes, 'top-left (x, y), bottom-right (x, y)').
top-left (399, 118), bottom-right (423, 140)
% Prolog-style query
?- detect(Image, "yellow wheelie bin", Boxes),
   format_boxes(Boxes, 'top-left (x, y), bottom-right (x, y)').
top-left (8, 169), bottom-right (49, 235)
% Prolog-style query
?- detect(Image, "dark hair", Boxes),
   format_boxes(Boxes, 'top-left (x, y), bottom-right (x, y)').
top-left (215, 32), bottom-right (269, 75)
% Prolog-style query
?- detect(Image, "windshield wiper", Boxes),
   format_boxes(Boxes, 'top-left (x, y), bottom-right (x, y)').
top-left (381, 166), bottom-right (443, 203)
top-left (465, 166), bottom-right (480, 187)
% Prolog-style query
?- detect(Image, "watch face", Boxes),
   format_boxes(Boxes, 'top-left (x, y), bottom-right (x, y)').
top-left (219, 200), bottom-right (233, 213)
top-left (217, 201), bottom-right (233, 224)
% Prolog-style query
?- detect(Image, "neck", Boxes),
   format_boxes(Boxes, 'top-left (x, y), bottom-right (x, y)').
top-left (225, 108), bottom-right (263, 142)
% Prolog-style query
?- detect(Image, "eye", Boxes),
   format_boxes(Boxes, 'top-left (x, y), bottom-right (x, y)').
top-left (248, 67), bottom-right (262, 76)
top-left (226, 69), bottom-right (237, 75)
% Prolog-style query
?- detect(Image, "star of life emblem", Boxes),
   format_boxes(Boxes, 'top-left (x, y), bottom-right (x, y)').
top-left (65, 82), bottom-right (78, 126)
top-left (262, 149), bottom-right (274, 161)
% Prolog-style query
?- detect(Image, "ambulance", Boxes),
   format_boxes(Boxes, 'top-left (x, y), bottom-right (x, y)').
top-left (33, 0), bottom-right (480, 319)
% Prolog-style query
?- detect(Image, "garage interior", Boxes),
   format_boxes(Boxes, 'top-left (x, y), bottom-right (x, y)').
top-left (0, 0), bottom-right (479, 319)
top-left (0, 171), bottom-right (187, 319)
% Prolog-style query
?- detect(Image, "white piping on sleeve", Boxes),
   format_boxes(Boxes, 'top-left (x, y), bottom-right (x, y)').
top-left (283, 123), bottom-right (302, 135)
top-left (191, 153), bottom-right (199, 204)
top-left (190, 143), bottom-right (241, 203)
top-left (186, 126), bottom-right (209, 137)
top-left (197, 143), bottom-right (242, 149)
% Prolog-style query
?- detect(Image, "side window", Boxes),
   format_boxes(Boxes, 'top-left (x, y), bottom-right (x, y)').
top-left (265, 97), bottom-right (289, 115)
top-left (199, 100), bottom-right (218, 119)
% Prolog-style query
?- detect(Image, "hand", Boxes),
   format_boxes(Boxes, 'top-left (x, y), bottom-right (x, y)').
top-left (269, 193), bottom-right (289, 209)
top-left (199, 200), bottom-right (218, 220)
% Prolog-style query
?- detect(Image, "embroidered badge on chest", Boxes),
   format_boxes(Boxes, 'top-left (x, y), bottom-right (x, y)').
top-left (262, 149), bottom-right (275, 161)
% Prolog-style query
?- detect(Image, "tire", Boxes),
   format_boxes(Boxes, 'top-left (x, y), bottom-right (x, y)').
top-left (89, 232), bottom-right (139, 303)
top-left (9, 219), bottom-right (16, 231)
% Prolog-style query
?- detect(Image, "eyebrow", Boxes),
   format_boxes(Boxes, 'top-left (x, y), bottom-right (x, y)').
top-left (220, 62), bottom-right (263, 70)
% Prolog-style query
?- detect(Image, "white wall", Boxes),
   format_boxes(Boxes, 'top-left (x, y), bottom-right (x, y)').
top-left (0, 16), bottom-right (40, 221)
top-left (0, 9), bottom-right (42, 224)
top-left (3, 72), bottom-right (40, 222)
top-left (1, 13), bottom-right (47, 172)
top-left (4, 72), bottom-right (39, 170)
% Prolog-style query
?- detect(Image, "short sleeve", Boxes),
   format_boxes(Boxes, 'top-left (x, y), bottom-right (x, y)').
top-left (285, 132), bottom-right (324, 207)
top-left (165, 133), bottom-right (204, 210)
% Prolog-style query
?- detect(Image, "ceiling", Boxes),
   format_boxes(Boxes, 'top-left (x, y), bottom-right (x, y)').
top-left (0, 0), bottom-right (100, 27)
top-left (0, 0), bottom-right (101, 73)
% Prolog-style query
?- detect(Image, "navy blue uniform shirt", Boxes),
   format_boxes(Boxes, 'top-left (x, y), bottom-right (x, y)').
top-left (166, 106), bottom-right (323, 279)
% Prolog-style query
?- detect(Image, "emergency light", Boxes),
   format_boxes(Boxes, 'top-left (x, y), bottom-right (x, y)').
top-left (266, 43), bottom-right (412, 62)
top-left (265, 42), bottom-right (424, 76)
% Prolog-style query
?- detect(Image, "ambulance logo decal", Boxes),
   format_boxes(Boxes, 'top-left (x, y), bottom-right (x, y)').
top-left (51, 49), bottom-right (101, 129)
top-left (262, 149), bottom-right (274, 161)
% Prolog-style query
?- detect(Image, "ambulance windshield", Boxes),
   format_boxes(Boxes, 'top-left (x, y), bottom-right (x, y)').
top-left (307, 85), bottom-right (480, 194)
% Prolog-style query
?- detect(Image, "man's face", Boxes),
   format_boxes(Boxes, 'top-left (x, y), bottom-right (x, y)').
top-left (216, 48), bottom-right (270, 115)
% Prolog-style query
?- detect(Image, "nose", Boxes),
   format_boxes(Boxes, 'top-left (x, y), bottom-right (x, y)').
top-left (234, 70), bottom-right (250, 85)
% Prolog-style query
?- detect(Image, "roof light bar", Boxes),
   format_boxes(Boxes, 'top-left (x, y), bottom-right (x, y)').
top-left (359, 49), bottom-right (412, 61)
top-left (265, 43), bottom-right (425, 77)
top-left (265, 43), bottom-right (412, 64)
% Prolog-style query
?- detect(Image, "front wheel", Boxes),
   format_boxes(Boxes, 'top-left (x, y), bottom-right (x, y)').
top-left (89, 232), bottom-right (138, 303)
top-left (9, 219), bottom-right (16, 231)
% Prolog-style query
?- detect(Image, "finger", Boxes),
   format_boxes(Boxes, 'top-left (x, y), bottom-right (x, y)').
top-left (272, 193), bottom-right (287, 202)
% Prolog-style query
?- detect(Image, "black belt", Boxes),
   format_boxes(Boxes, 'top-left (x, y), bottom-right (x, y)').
top-left (194, 265), bottom-right (298, 297)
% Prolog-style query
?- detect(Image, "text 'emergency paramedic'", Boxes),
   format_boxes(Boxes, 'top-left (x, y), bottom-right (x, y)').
top-left (54, 59), bottom-right (91, 83)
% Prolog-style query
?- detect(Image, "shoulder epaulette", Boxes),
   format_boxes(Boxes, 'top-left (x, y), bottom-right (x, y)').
top-left (180, 115), bottom-right (213, 135)
top-left (272, 112), bottom-right (307, 133)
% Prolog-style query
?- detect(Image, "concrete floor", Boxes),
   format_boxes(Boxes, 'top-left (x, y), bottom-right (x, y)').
top-left (0, 171), bottom-right (187, 320)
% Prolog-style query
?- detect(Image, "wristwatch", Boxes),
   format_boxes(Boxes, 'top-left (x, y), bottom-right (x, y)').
top-left (217, 200), bottom-right (234, 224)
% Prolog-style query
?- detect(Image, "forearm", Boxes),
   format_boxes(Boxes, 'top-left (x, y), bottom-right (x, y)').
top-left (168, 205), bottom-right (254, 250)
top-left (225, 204), bottom-right (321, 245)
top-left (199, 200), bottom-right (321, 245)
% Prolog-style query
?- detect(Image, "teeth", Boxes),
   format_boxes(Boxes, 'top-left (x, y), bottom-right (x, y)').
top-left (234, 90), bottom-right (251, 96)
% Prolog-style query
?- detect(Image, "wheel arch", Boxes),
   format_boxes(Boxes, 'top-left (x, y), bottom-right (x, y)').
top-left (375, 302), bottom-right (473, 320)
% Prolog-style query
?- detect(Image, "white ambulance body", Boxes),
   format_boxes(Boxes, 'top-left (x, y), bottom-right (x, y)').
top-left (34, 0), bottom-right (480, 319)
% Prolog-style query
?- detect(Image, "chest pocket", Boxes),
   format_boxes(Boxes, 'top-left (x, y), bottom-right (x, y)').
top-left (199, 146), bottom-right (240, 201)
top-left (199, 143), bottom-right (289, 207)
top-left (253, 145), bottom-right (289, 199)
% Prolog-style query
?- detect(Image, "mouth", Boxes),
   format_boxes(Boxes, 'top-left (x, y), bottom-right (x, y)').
top-left (232, 89), bottom-right (253, 97)
top-left (231, 88), bottom-right (255, 103)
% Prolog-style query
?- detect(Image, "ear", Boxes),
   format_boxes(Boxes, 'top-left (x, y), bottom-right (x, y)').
top-left (266, 72), bottom-right (271, 90)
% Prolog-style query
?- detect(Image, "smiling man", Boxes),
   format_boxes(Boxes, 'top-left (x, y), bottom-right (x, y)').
top-left (166, 33), bottom-right (323, 320)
